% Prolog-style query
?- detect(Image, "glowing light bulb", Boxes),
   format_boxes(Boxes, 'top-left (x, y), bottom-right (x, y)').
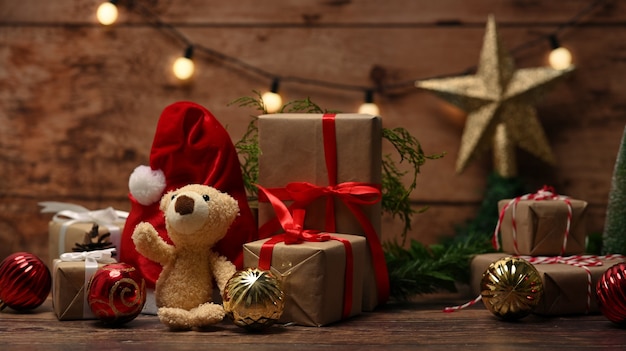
top-left (547, 35), bottom-right (572, 70)
top-left (549, 47), bottom-right (572, 70)
top-left (97, 1), bottom-right (118, 26)
top-left (358, 90), bottom-right (380, 115)
top-left (358, 102), bottom-right (380, 115)
top-left (173, 46), bottom-right (195, 81)
top-left (262, 79), bottom-right (283, 113)
top-left (262, 91), bottom-right (283, 113)
top-left (173, 57), bottom-right (194, 80)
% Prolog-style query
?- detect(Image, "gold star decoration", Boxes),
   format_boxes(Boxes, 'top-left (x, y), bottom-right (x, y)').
top-left (416, 15), bottom-right (574, 177)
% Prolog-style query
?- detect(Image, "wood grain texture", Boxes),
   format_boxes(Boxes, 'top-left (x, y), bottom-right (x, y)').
top-left (2, 0), bottom-right (625, 24)
top-left (1, 298), bottom-right (626, 350)
top-left (0, 0), bottom-right (625, 263)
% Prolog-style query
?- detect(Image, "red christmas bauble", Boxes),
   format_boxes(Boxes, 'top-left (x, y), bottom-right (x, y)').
top-left (0, 252), bottom-right (51, 311)
top-left (597, 263), bottom-right (626, 325)
top-left (87, 262), bottom-right (146, 325)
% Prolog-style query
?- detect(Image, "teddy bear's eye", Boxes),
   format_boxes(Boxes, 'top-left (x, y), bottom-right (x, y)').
top-left (171, 194), bottom-right (177, 200)
top-left (202, 194), bottom-right (210, 202)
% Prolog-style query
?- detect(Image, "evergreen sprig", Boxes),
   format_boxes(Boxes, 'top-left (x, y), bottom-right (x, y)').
top-left (384, 232), bottom-right (494, 300)
top-left (235, 118), bottom-right (261, 195)
top-left (382, 127), bottom-right (445, 244)
top-left (280, 97), bottom-right (329, 114)
top-left (229, 91), bottom-right (266, 195)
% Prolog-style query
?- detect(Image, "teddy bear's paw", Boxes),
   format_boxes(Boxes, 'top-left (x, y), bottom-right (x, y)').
top-left (132, 223), bottom-right (156, 250)
top-left (191, 302), bottom-right (226, 327)
top-left (157, 307), bottom-right (195, 330)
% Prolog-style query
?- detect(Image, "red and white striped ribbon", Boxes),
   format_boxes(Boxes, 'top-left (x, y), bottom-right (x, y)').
top-left (443, 295), bottom-right (482, 313)
top-left (492, 186), bottom-right (572, 255)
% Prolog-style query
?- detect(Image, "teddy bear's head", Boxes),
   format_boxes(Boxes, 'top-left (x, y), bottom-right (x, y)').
top-left (160, 184), bottom-right (239, 247)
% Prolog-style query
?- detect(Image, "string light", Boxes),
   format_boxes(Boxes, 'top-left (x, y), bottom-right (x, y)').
top-left (96, 0), bottom-right (119, 26)
top-left (99, 0), bottom-right (605, 103)
top-left (261, 79), bottom-right (283, 113)
top-left (172, 46), bottom-right (195, 81)
top-left (358, 90), bottom-right (380, 115)
top-left (548, 35), bottom-right (573, 70)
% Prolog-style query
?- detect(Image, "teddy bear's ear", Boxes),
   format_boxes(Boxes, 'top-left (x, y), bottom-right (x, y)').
top-left (129, 165), bottom-right (167, 206)
top-left (221, 194), bottom-right (240, 224)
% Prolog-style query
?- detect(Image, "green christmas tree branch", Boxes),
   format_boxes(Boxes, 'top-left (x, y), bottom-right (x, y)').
top-left (385, 232), bottom-right (494, 299)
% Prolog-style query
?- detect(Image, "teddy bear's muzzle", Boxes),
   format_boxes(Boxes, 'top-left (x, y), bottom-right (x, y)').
top-left (174, 195), bottom-right (195, 215)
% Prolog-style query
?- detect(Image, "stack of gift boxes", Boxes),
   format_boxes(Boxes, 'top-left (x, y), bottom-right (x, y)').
top-left (44, 206), bottom-right (126, 320)
top-left (243, 113), bottom-right (389, 326)
top-left (44, 113), bottom-right (388, 326)
top-left (471, 191), bottom-right (625, 315)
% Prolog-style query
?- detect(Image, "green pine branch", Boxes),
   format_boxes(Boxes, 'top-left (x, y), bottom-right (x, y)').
top-left (228, 91), bottom-right (265, 195)
top-left (382, 127), bottom-right (445, 244)
top-left (384, 232), bottom-right (494, 300)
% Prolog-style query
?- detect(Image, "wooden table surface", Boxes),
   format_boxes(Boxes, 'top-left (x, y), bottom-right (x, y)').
top-left (2, 296), bottom-right (626, 351)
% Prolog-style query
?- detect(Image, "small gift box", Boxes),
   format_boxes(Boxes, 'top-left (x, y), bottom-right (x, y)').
top-left (243, 186), bottom-right (366, 327)
top-left (257, 113), bottom-right (388, 310)
top-left (471, 253), bottom-right (626, 315)
top-left (494, 187), bottom-right (588, 256)
top-left (52, 249), bottom-right (117, 320)
top-left (41, 202), bottom-right (127, 267)
top-left (243, 234), bottom-right (366, 327)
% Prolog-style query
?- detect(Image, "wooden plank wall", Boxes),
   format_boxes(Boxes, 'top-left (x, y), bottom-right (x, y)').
top-left (1, 0), bottom-right (625, 263)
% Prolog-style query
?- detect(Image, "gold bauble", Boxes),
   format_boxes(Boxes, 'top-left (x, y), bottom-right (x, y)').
top-left (223, 268), bottom-right (285, 331)
top-left (480, 257), bottom-right (543, 320)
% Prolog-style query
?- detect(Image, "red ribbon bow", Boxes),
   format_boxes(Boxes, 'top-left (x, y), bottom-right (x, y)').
top-left (265, 205), bottom-right (331, 246)
top-left (260, 181), bottom-right (382, 234)
top-left (257, 185), bottom-right (355, 319)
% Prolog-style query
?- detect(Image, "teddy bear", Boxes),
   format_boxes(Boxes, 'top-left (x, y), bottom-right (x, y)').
top-left (131, 184), bottom-right (239, 329)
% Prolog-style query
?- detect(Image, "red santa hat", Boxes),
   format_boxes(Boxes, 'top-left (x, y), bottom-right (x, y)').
top-left (120, 101), bottom-right (257, 289)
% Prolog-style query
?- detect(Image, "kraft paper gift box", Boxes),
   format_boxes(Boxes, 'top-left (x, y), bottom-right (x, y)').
top-left (257, 113), bottom-right (386, 310)
top-left (43, 204), bottom-right (127, 267)
top-left (470, 253), bottom-right (626, 315)
top-left (496, 198), bottom-right (588, 256)
top-left (243, 234), bottom-right (366, 327)
top-left (52, 250), bottom-right (117, 320)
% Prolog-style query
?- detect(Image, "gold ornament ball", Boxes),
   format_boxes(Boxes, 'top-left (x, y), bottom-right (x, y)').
top-left (223, 268), bottom-right (285, 331)
top-left (480, 257), bottom-right (543, 320)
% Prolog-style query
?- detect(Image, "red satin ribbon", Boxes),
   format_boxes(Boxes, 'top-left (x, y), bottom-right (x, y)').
top-left (257, 185), bottom-right (355, 319)
top-left (257, 113), bottom-right (390, 304)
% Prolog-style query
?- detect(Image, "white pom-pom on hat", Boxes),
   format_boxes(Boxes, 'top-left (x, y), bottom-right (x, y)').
top-left (129, 165), bottom-right (167, 206)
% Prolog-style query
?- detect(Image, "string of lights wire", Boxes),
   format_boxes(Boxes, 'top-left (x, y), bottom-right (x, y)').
top-left (95, 0), bottom-right (606, 113)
